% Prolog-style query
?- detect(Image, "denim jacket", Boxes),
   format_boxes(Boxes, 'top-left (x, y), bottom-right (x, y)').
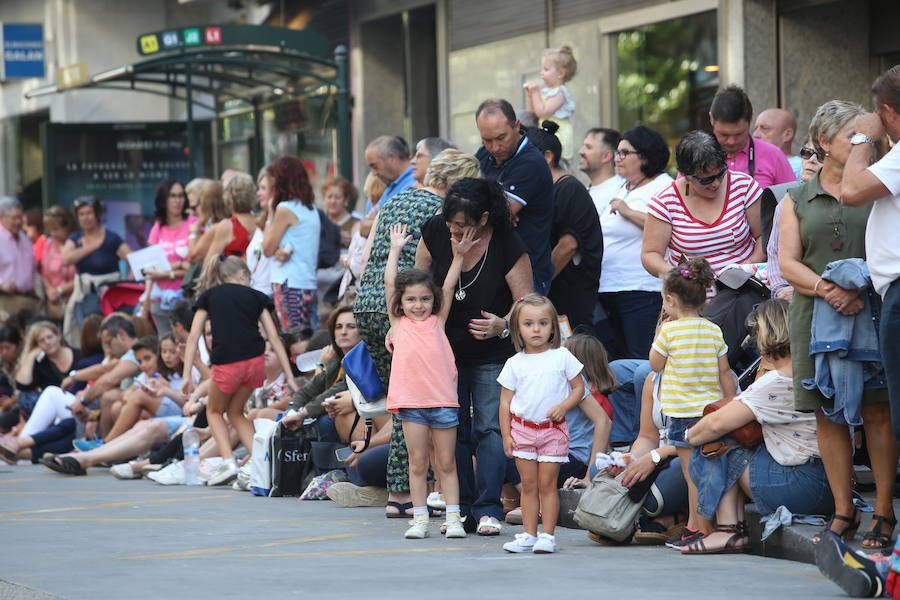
top-left (803, 258), bottom-right (886, 426)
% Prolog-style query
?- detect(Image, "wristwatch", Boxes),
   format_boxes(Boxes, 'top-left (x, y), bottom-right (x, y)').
top-left (649, 449), bottom-right (661, 465)
top-left (498, 319), bottom-right (510, 339)
top-left (851, 133), bottom-right (875, 146)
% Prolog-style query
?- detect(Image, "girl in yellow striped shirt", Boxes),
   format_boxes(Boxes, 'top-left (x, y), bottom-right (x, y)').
top-left (649, 257), bottom-right (736, 547)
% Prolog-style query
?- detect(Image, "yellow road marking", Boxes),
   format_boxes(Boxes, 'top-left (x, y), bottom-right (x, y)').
top-left (0, 491), bottom-right (192, 495)
top-left (0, 494), bottom-right (227, 517)
top-left (120, 533), bottom-right (370, 560)
top-left (237, 548), bottom-right (470, 558)
top-left (0, 476), bottom-right (64, 484)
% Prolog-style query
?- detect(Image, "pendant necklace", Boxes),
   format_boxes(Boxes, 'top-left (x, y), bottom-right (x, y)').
top-left (455, 241), bottom-right (490, 301)
top-left (830, 199), bottom-right (845, 252)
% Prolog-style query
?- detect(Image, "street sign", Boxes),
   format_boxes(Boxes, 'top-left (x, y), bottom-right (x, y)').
top-left (1, 23), bottom-right (45, 79)
top-left (135, 24), bottom-right (329, 58)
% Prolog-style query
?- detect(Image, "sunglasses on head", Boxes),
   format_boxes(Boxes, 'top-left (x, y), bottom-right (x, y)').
top-left (689, 167), bottom-right (727, 186)
top-left (799, 147), bottom-right (823, 161)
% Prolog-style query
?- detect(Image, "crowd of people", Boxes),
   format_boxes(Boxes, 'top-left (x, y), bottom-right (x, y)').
top-left (3, 50), bottom-right (900, 589)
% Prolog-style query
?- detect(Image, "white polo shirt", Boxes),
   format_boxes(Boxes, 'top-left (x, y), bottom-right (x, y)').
top-left (866, 143), bottom-right (900, 297)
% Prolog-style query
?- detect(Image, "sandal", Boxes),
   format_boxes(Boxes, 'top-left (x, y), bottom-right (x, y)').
top-left (384, 501), bottom-right (414, 519)
top-left (861, 514), bottom-right (896, 549)
top-left (40, 455), bottom-right (87, 476)
top-left (813, 510), bottom-right (860, 544)
top-left (0, 437), bottom-right (18, 465)
top-left (476, 516), bottom-right (502, 536)
top-left (680, 524), bottom-right (747, 554)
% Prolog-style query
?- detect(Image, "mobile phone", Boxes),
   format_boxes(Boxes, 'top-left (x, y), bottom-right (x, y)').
top-left (334, 446), bottom-right (354, 462)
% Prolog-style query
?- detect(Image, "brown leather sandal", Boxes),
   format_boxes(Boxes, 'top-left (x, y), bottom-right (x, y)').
top-left (680, 524), bottom-right (747, 554)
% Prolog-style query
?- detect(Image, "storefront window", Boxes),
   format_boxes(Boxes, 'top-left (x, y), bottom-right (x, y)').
top-left (616, 10), bottom-right (719, 149)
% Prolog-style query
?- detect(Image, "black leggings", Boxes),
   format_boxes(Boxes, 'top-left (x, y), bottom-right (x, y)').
top-left (148, 407), bottom-right (208, 464)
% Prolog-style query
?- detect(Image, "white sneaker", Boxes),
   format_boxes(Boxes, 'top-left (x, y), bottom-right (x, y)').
top-left (503, 532), bottom-right (537, 553)
top-left (147, 461), bottom-right (185, 485)
top-left (443, 512), bottom-right (467, 538)
top-left (404, 513), bottom-right (430, 539)
top-left (232, 465), bottom-right (251, 491)
top-left (532, 532), bottom-right (557, 554)
top-left (207, 459), bottom-right (238, 486)
top-left (109, 463), bottom-right (140, 480)
top-left (427, 491), bottom-right (446, 511)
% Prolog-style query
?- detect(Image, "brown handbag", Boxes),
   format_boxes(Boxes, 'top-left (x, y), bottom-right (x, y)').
top-left (698, 398), bottom-right (763, 458)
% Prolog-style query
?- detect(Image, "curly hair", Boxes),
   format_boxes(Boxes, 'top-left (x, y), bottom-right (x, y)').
top-left (423, 149), bottom-right (481, 191)
top-left (269, 155), bottom-right (314, 209)
top-left (223, 172), bottom-right (256, 214)
top-left (662, 257), bottom-right (715, 310)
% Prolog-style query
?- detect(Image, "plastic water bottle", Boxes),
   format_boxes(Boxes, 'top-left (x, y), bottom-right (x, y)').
top-left (182, 425), bottom-right (200, 486)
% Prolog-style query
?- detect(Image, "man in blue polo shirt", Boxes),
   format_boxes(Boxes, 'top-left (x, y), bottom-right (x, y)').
top-left (475, 99), bottom-right (553, 293)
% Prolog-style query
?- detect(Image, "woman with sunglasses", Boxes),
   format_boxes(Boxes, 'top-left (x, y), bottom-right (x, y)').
top-left (780, 100), bottom-right (897, 549)
top-left (642, 130), bottom-right (763, 283)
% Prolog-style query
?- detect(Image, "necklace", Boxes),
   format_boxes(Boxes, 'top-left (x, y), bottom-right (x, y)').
top-left (830, 199), bottom-right (845, 252)
top-left (455, 241), bottom-right (490, 301)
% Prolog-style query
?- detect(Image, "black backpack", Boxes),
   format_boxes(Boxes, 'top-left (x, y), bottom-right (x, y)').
top-left (700, 270), bottom-right (770, 372)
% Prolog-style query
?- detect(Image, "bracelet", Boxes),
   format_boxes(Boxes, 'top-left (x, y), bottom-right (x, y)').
top-left (814, 278), bottom-right (824, 294)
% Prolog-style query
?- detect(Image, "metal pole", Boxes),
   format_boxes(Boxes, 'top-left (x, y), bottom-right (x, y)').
top-left (252, 97), bottom-right (263, 176)
top-left (186, 69), bottom-right (197, 179)
top-left (334, 45), bottom-right (351, 181)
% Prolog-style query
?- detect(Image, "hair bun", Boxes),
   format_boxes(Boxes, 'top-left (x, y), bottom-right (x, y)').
top-left (558, 43), bottom-right (574, 56)
top-left (540, 120), bottom-right (560, 136)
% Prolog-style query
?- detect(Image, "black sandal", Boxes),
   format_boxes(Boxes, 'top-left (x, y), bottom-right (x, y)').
top-left (862, 514), bottom-right (896, 549)
top-left (40, 455), bottom-right (87, 476)
top-left (813, 510), bottom-right (860, 544)
top-left (680, 524), bottom-right (747, 554)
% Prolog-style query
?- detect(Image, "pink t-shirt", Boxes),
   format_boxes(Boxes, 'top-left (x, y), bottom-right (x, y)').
top-left (387, 314), bottom-right (458, 412)
top-left (147, 216), bottom-right (197, 291)
top-left (647, 171), bottom-right (762, 274)
top-left (727, 137), bottom-right (796, 188)
top-left (40, 237), bottom-right (76, 289)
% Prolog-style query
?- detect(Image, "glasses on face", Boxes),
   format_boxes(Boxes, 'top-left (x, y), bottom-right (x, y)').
top-left (169, 192), bottom-right (186, 199)
top-left (799, 147), bottom-right (823, 161)
top-left (614, 149), bottom-right (641, 159)
top-left (689, 167), bottom-right (727, 186)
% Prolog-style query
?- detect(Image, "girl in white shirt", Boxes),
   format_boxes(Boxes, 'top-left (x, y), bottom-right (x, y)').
top-left (498, 294), bottom-right (584, 554)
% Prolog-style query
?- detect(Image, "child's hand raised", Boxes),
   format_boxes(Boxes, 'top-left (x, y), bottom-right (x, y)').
top-left (546, 404), bottom-right (566, 422)
top-left (389, 224), bottom-right (411, 250)
top-left (450, 227), bottom-right (479, 257)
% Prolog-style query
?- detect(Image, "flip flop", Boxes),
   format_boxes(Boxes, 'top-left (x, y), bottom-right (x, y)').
top-left (385, 501), bottom-right (413, 519)
top-left (40, 455), bottom-right (87, 476)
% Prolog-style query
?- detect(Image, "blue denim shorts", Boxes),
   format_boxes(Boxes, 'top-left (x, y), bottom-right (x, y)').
top-left (155, 397), bottom-right (182, 418)
top-left (667, 416), bottom-right (700, 448)
top-left (398, 406), bottom-right (459, 429)
top-left (152, 415), bottom-right (187, 437)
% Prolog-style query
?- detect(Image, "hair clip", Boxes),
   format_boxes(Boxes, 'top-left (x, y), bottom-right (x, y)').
top-left (680, 265), bottom-right (692, 279)
top-left (515, 297), bottom-right (524, 303)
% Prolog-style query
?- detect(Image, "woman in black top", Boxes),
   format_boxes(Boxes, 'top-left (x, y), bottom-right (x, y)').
top-left (15, 321), bottom-right (78, 418)
top-left (415, 177), bottom-right (533, 535)
top-left (526, 121), bottom-right (604, 330)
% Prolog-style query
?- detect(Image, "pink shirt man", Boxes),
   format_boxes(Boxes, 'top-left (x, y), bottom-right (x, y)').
top-left (726, 136), bottom-right (796, 189)
top-left (0, 224), bottom-right (35, 293)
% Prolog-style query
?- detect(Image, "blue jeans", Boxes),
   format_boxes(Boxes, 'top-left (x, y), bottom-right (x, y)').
top-left (30, 418), bottom-right (76, 463)
top-left (346, 443), bottom-right (389, 488)
top-left (667, 417), bottom-right (700, 449)
top-left (609, 359), bottom-right (652, 445)
top-left (596, 291), bottom-right (662, 360)
top-left (456, 362), bottom-right (511, 522)
top-left (882, 279), bottom-right (900, 438)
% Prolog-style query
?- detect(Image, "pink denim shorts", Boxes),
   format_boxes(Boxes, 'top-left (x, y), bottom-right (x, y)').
top-left (510, 416), bottom-right (569, 463)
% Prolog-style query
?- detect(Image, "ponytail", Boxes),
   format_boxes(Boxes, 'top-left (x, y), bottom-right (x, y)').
top-left (196, 254), bottom-right (250, 294)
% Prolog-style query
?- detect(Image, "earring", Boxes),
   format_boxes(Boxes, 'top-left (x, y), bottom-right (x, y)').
top-left (685, 182), bottom-right (690, 196)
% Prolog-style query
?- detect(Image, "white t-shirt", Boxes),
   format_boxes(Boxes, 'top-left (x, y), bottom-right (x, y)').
top-left (865, 143), bottom-right (900, 297)
top-left (597, 173), bottom-right (672, 293)
top-left (736, 370), bottom-right (819, 466)
top-left (588, 175), bottom-right (625, 220)
top-left (497, 347), bottom-right (584, 423)
top-left (246, 227), bottom-right (273, 297)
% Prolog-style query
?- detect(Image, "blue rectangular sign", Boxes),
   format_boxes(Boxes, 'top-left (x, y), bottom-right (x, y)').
top-left (2, 23), bottom-right (45, 79)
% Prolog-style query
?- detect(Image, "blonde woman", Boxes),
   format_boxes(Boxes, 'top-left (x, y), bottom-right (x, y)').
top-left (206, 172), bottom-right (258, 259)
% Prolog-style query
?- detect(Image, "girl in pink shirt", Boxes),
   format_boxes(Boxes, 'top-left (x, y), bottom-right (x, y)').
top-left (385, 223), bottom-right (474, 540)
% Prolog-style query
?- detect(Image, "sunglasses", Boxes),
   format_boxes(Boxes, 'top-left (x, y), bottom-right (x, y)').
top-left (689, 167), bottom-right (727, 186)
top-left (799, 147), bottom-right (823, 161)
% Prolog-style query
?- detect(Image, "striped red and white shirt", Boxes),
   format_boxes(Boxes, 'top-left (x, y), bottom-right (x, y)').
top-left (647, 171), bottom-right (762, 274)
